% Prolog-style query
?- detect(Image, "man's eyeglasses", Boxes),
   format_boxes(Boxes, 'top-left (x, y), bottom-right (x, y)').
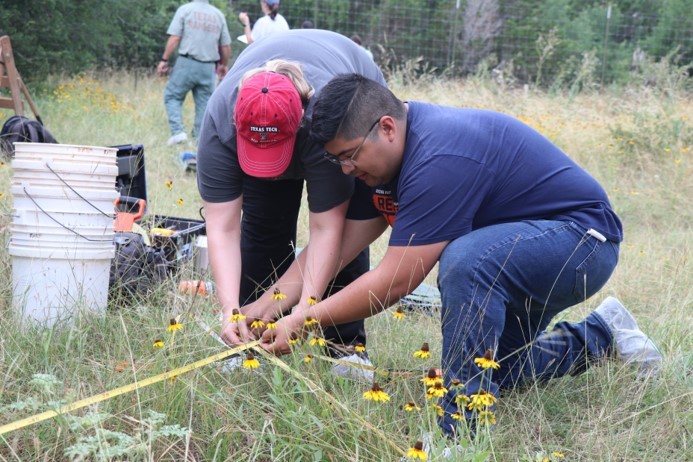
top-left (323, 118), bottom-right (380, 166)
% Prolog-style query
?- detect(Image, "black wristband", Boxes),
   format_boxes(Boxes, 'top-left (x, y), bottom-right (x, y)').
top-left (161, 58), bottom-right (168, 62)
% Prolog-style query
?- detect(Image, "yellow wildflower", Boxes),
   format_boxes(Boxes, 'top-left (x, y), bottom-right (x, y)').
top-left (393, 305), bottom-right (405, 320)
top-left (404, 402), bottom-right (421, 412)
top-left (478, 410), bottom-right (496, 425)
top-left (406, 441), bottom-right (428, 460)
top-left (467, 389), bottom-right (497, 412)
top-left (176, 198), bottom-right (184, 205)
top-left (266, 321), bottom-right (277, 330)
top-left (455, 394), bottom-right (470, 406)
top-left (165, 180), bottom-right (173, 190)
top-left (450, 411), bottom-right (465, 421)
top-left (303, 354), bottom-right (314, 363)
top-left (450, 379), bottom-right (463, 389)
top-left (421, 368), bottom-right (442, 386)
top-left (242, 352), bottom-right (260, 369)
top-left (306, 296), bottom-right (318, 305)
top-left (304, 316), bottom-right (319, 326)
top-left (271, 288), bottom-right (286, 300)
top-left (413, 342), bottom-right (431, 359)
top-left (310, 336), bottom-right (326, 347)
top-left (229, 309), bottom-right (246, 322)
top-left (474, 348), bottom-right (500, 370)
top-left (250, 320), bottom-right (265, 329)
top-left (167, 319), bottom-right (183, 332)
top-left (430, 403), bottom-right (444, 416)
top-left (153, 339), bottom-right (164, 348)
top-left (355, 343), bottom-right (366, 353)
top-left (363, 382), bottom-right (390, 402)
top-left (427, 383), bottom-right (448, 399)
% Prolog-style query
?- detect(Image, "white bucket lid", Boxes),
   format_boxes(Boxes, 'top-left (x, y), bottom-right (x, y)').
top-left (13, 142), bottom-right (117, 158)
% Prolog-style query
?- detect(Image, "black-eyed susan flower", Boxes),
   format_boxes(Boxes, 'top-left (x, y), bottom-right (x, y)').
top-left (450, 411), bottom-right (465, 421)
top-left (430, 403), bottom-right (443, 417)
top-left (303, 354), bottom-right (314, 363)
top-left (165, 179), bottom-right (173, 190)
top-left (478, 410), bottom-right (496, 425)
top-left (426, 382), bottom-right (448, 399)
top-left (0, 193), bottom-right (4, 199)
top-left (167, 319), bottom-right (183, 332)
top-left (421, 368), bottom-right (443, 386)
top-left (153, 339), bottom-right (164, 348)
top-left (406, 441), bottom-right (428, 460)
top-left (467, 389), bottom-right (497, 412)
top-left (288, 337), bottom-right (300, 345)
top-left (450, 379), bottom-right (463, 389)
top-left (404, 402), bottom-right (421, 412)
top-left (229, 309), bottom-right (246, 322)
top-left (271, 288), bottom-right (286, 300)
top-left (455, 394), bottom-right (470, 406)
top-left (474, 348), bottom-right (500, 370)
top-left (176, 198), bottom-right (184, 206)
top-left (304, 316), bottom-right (318, 326)
top-left (266, 321), bottom-right (277, 330)
top-left (242, 352), bottom-right (260, 369)
top-left (309, 336), bottom-right (326, 347)
top-left (551, 452), bottom-right (565, 459)
top-left (306, 296), bottom-right (318, 306)
top-left (250, 319), bottom-right (265, 329)
top-left (393, 305), bottom-right (405, 320)
top-left (363, 382), bottom-right (390, 402)
top-left (413, 342), bottom-right (430, 359)
top-left (355, 343), bottom-right (366, 353)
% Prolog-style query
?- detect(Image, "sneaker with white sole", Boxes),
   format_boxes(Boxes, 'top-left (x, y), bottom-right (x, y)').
top-left (331, 353), bottom-right (374, 382)
top-left (167, 132), bottom-right (188, 146)
top-left (594, 296), bottom-right (662, 375)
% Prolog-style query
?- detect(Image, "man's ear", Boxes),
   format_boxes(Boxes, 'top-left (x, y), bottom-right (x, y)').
top-left (379, 115), bottom-right (399, 141)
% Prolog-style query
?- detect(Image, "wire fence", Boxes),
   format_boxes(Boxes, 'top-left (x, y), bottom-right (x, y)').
top-left (230, 0), bottom-right (692, 87)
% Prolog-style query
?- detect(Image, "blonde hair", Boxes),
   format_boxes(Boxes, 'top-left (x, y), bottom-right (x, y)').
top-left (239, 59), bottom-right (315, 104)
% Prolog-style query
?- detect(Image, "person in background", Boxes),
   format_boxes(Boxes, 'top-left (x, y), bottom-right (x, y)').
top-left (197, 30), bottom-right (388, 379)
top-left (350, 34), bottom-right (374, 60)
top-left (261, 73), bottom-right (662, 437)
top-left (157, 0), bottom-right (231, 146)
top-left (239, 0), bottom-right (289, 45)
top-left (301, 19), bottom-right (314, 29)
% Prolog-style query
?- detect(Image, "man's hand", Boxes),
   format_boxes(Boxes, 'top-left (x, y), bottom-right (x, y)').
top-left (156, 60), bottom-right (169, 77)
top-left (260, 312), bottom-right (305, 356)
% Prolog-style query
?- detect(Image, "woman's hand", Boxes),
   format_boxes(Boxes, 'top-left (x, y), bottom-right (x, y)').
top-left (260, 312), bottom-right (306, 356)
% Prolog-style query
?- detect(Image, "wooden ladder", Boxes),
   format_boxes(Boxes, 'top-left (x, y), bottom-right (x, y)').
top-left (0, 35), bottom-right (43, 123)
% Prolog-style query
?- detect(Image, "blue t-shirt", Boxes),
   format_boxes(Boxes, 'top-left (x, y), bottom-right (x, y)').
top-left (381, 102), bottom-right (623, 246)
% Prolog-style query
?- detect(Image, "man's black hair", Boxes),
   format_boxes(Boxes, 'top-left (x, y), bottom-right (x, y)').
top-left (310, 73), bottom-right (403, 145)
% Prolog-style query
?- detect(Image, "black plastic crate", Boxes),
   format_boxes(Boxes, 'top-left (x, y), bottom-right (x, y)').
top-left (145, 214), bottom-right (206, 267)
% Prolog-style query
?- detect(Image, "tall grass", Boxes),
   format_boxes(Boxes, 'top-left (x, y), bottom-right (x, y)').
top-left (0, 69), bottom-right (690, 461)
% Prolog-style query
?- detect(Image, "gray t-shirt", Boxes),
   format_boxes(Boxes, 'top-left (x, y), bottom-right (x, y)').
top-left (197, 29), bottom-right (387, 213)
top-left (168, 0), bottom-right (231, 63)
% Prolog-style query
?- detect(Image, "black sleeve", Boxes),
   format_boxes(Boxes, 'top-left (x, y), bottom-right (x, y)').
top-left (196, 113), bottom-right (243, 203)
top-left (346, 179), bottom-right (380, 220)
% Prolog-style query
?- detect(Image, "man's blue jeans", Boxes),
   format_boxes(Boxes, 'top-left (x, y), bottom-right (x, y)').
top-left (164, 56), bottom-right (216, 138)
top-left (436, 220), bottom-right (619, 435)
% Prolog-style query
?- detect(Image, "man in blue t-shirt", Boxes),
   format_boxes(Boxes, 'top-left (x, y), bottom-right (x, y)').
top-left (259, 74), bottom-right (662, 436)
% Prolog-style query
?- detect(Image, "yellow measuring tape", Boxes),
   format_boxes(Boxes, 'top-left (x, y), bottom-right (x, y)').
top-left (0, 341), bottom-right (259, 436)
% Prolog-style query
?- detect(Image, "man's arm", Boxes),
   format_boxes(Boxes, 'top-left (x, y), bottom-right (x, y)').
top-left (203, 198), bottom-right (244, 344)
top-left (262, 239), bottom-right (448, 354)
top-left (216, 44), bottom-right (231, 80)
top-left (156, 35), bottom-right (181, 76)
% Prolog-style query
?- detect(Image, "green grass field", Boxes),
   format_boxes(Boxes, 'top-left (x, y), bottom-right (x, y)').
top-left (0, 69), bottom-right (690, 461)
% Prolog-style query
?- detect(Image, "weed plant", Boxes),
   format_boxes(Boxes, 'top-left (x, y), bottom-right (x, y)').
top-left (0, 68), bottom-right (690, 461)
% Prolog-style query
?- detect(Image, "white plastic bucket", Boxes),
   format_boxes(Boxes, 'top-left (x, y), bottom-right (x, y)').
top-left (9, 143), bottom-right (118, 326)
top-left (9, 244), bottom-right (114, 327)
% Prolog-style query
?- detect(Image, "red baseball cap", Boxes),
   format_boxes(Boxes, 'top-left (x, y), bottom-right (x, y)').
top-left (234, 72), bottom-right (303, 178)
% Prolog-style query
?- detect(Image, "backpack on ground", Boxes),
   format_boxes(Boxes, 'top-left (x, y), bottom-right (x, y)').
top-left (109, 232), bottom-right (168, 299)
top-left (0, 115), bottom-right (58, 157)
